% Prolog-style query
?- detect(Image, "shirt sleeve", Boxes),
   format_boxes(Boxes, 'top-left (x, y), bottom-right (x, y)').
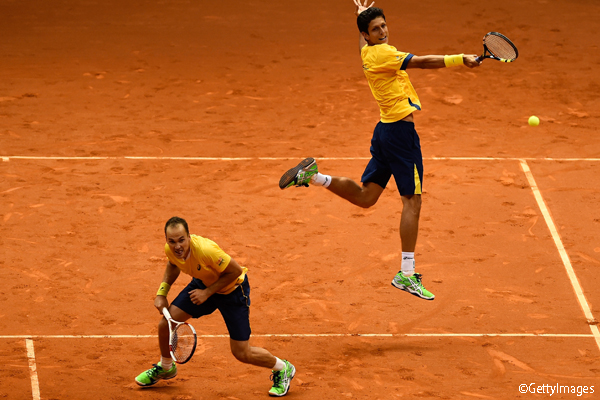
top-left (201, 239), bottom-right (231, 273)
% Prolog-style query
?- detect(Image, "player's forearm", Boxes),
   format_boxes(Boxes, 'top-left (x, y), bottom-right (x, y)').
top-left (203, 271), bottom-right (239, 297)
top-left (406, 55), bottom-right (446, 69)
top-left (162, 262), bottom-right (181, 285)
top-left (204, 260), bottom-right (243, 297)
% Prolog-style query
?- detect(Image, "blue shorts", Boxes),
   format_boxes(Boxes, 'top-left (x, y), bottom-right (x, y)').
top-left (172, 275), bottom-right (251, 341)
top-left (361, 120), bottom-right (423, 196)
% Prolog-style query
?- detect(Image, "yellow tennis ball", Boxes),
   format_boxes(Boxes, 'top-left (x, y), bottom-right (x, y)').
top-left (528, 116), bottom-right (540, 126)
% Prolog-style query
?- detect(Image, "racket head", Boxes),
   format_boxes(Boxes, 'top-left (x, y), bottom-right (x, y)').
top-left (171, 322), bottom-right (197, 364)
top-left (481, 32), bottom-right (518, 62)
top-left (162, 307), bottom-right (198, 364)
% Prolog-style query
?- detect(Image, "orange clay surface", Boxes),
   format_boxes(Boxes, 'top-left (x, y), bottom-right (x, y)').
top-left (1, 0), bottom-right (600, 399)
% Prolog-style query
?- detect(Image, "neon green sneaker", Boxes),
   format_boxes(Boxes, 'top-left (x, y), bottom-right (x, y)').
top-left (268, 360), bottom-right (296, 397)
top-left (279, 158), bottom-right (318, 189)
top-left (391, 272), bottom-right (435, 300)
top-left (135, 362), bottom-right (177, 386)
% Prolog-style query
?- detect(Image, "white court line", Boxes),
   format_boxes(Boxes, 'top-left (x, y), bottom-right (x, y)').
top-left (25, 339), bottom-right (41, 400)
top-left (519, 159), bottom-right (600, 351)
top-left (1, 155), bottom-right (600, 161)
top-left (1, 333), bottom-right (595, 339)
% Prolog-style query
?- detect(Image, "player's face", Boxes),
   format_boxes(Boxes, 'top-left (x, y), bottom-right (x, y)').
top-left (166, 224), bottom-right (191, 259)
top-left (366, 17), bottom-right (388, 45)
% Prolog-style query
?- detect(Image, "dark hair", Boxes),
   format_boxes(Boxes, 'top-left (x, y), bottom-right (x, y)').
top-left (357, 7), bottom-right (386, 34)
top-left (164, 216), bottom-right (189, 236)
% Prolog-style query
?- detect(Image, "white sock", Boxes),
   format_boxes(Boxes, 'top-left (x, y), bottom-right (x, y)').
top-left (401, 252), bottom-right (415, 276)
top-left (311, 172), bottom-right (332, 188)
top-left (272, 357), bottom-right (286, 371)
top-left (161, 357), bottom-right (173, 370)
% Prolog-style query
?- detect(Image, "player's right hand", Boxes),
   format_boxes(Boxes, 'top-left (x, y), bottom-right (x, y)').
top-left (463, 54), bottom-right (482, 68)
top-left (354, 0), bottom-right (374, 16)
top-left (154, 296), bottom-right (169, 314)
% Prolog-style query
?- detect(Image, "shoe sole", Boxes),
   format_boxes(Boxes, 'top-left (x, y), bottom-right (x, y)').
top-left (391, 281), bottom-right (435, 300)
top-left (279, 158), bottom-right (315, 189)
top-left (268, 365), bottom-right (296, 397)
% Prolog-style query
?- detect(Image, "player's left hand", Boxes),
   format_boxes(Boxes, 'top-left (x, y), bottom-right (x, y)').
top-left (354, 0), bottom-right (374, 16)
top-left (464, 54), bottom-right (482, 68)
top-left (189, 289), bottom-right (210, 305)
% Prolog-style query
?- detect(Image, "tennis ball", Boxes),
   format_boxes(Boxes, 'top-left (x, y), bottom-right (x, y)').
top-left (528, 116), bottom-right (540, 126)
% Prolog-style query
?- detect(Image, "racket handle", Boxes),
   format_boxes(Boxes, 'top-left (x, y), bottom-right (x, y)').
top-left (162, 307), bottom-right (171, 320)
top-left (475, 56), bottom-right (481, 62)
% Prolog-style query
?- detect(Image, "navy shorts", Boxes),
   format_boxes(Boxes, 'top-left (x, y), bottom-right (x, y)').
top-left (172, 275), bottom-right (251, 341)
top-left (361, 120), bottom-right (424, 196)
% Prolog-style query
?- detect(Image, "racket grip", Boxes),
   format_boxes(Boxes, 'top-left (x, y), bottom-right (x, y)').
top-left (162, 307), bottom-right (171, 319)
top-left (475, 56), bottom-right (481, 62)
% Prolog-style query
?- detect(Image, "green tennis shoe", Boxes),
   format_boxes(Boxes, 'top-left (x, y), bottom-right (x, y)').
top-left (391, 272), bottom-right (435, 300)
top-left (268, 360), bottom-right (296, 397)
top-left (135, 362), bottom-right (177, 386)
top-left (279, 158), bottom-right (318, 189)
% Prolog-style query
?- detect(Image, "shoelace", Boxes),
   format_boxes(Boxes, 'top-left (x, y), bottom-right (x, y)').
top-left (409, 273), bottom-right (425, 292)
top-left (270, 371), bottom-right (283, 387)
top-left (147, 364), bottom-right (162, 378)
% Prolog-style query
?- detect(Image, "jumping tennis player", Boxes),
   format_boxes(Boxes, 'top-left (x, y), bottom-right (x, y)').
top-left (135, 216), bottom-right (295, 397)
top-left (279, 0), bottom-right (481, 300)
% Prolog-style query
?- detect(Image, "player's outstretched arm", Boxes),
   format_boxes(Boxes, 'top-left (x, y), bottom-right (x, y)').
top-left (354, 0), bottom-right (374, 52)
top-left (407, 54), bottom-right (481, 69)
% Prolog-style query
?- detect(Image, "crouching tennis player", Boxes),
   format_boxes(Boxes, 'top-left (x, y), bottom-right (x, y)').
top-left (135, 216), bottom-right (295, 397)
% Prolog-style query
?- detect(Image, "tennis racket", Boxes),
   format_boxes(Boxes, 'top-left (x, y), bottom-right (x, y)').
top-left (162, 307), bottom-right (197, 364)
top-left (476, 32), bottom-right (518, 63)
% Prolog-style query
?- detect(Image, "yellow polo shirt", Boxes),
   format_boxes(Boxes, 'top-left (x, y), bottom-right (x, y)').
top-left (165, 234), bottom-right (247, 295)
top-left (361, 43), bottom-right (421, 123)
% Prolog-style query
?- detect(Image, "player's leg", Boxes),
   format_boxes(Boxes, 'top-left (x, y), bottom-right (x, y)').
top-left (384, 122), bottom-right (434, 300)
top-left (135, 279), bottom-right (212, 386)
top-left (229, 339), bottom-right (295, 397)
top-left (220, 276), bottom-right (296, 396)
top-left (135, 307), bottom-right (184, 386)
top-left (280, 157), bottom-right (385, 208)
top-left (400, 194), bottom-right (421, 252)
top-left (326, 179), bottom-right (384, 208)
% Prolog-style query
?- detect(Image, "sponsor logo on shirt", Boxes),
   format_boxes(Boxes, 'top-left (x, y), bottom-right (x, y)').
top-left (218, 257), bottom-right (224, 266)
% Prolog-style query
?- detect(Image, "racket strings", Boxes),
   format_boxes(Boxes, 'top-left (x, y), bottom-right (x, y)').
top-left (172, 324), bottom-right (196, 361)
top-left (484, 34), bottom-right (517, 60)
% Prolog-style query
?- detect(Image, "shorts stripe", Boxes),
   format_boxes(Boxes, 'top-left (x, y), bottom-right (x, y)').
top-left (414, 164), bottom-right (422, 194)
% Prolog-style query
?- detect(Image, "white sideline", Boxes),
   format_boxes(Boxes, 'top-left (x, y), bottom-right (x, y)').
top-left (25, 339), bottom-right (41, 400)
top-left (0, 333), bottom-right (595, 339)
top-left (519, 160), bottom-right (600, 351)
top-left (1, 155), bottom-right (600, 161)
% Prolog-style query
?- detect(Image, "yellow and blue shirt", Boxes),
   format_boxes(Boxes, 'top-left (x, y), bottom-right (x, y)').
top-left (165, 234), bottom-right (247, 295)
top-left (361, 43), bottom-right (421, 123)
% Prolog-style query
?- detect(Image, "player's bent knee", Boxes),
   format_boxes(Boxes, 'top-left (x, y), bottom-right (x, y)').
top-left (158, 317), bottom-right (170, 333)
top-left (231, 347), bottom-right (251, 364)
top-left (357, 197), bottom-right (378, 208)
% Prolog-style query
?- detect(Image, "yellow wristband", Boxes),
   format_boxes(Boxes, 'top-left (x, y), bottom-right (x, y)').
top-left (156, 282), bottom-right (171, 297)
top-left (444, 54), bottom-right (464, 67)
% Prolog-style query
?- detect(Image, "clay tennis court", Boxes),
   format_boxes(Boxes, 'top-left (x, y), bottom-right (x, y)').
top-left (1, 0), bottom-right (599, 399)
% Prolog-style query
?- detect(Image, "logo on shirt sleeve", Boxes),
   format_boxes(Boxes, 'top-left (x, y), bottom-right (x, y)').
top-left (218, 257), bottom-right (224, 266)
